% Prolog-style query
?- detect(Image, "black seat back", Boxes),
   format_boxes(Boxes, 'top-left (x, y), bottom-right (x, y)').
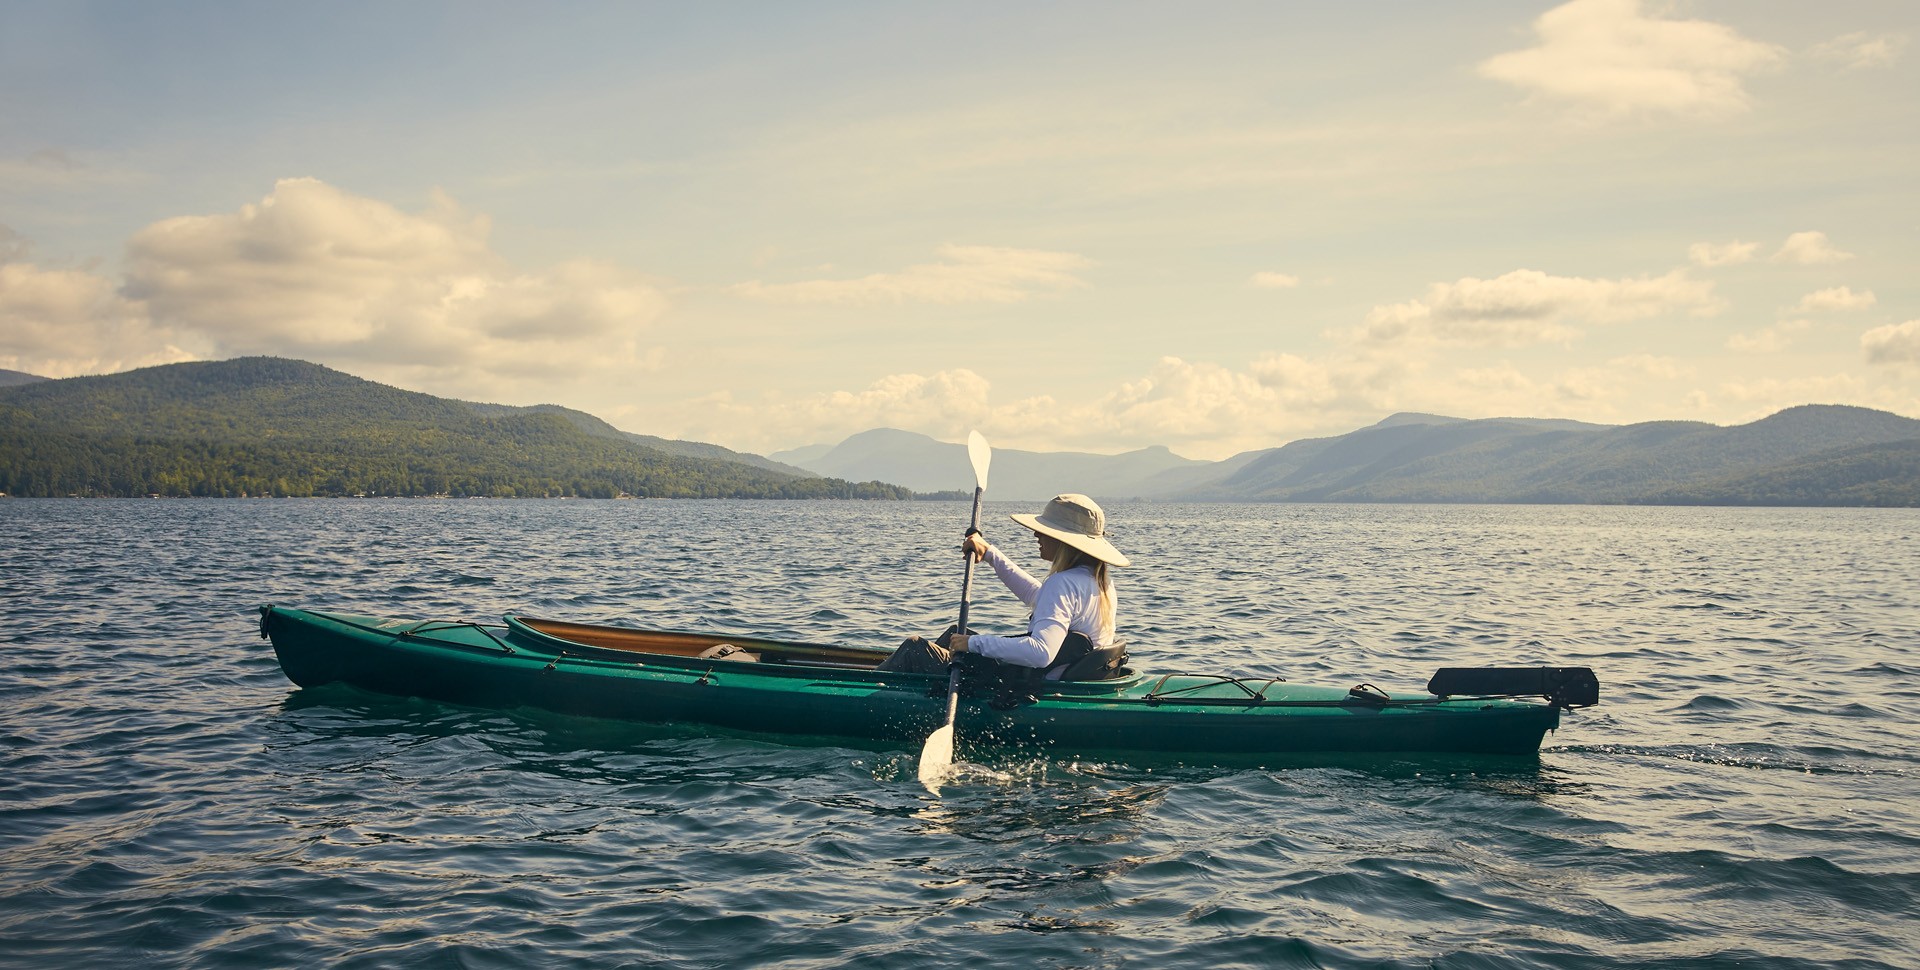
top-left (1057, 642), bottom-right (1129, 681)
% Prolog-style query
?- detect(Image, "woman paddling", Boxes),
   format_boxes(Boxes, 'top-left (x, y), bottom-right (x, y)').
top-left (879, 493), bottom-right (1128, 678)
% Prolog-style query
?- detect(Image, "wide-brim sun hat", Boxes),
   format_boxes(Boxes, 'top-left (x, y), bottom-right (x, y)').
top-left (1010, 493), bottom-right (1130, 567)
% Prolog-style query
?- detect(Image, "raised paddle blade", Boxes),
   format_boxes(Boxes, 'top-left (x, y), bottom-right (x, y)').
top-left (917, 722), bottom-right (954, 789)
top-left (967, 430), bottom-right (991, 491)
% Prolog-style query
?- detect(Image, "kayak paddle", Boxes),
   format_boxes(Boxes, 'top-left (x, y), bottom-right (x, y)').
top-left (918, 430), bottom-right (990, 790)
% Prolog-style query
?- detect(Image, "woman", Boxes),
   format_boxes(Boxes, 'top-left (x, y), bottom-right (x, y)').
top-left (879, 493), bottom-right (1127, 677)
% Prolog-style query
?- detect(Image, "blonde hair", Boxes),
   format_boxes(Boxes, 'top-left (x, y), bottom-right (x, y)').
top-left (1050, 546), bottom-right (1116, 635)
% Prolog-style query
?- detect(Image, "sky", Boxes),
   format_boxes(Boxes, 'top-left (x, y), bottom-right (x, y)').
top-left (1, 0), bottom-right (1916, 461)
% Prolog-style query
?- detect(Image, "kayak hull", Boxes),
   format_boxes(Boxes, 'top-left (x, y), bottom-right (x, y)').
top-left (261, 606), bottom-right (1564, 759)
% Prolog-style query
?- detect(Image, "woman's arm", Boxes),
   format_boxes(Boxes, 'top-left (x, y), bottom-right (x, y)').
top-left (965, 571), bottom-right (1088, 668)
top-left (980, 543), bottom-right (1041, 608)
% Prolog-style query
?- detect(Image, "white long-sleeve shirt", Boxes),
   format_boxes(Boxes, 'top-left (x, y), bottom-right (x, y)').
top-left (967, 543), bottom-right (1117, 669)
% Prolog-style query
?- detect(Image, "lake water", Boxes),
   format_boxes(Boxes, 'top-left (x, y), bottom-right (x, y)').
top-left (1, 499), bottom-right (1917, 968)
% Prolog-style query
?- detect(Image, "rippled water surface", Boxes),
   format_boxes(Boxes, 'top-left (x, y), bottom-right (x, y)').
top-left (2, 499), bottom-right (1917, 968)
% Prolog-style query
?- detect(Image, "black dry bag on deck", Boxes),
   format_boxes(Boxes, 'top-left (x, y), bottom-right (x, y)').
top-left (1427, 666), bottom-right (1600, 709)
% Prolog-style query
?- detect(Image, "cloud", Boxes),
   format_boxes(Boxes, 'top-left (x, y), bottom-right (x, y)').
top-left (1794, 286), bottom-right (1875, 312)
top-left (4, 179), bottom-right (671, 387)
top-left (1809, 32), bottom-right (1908, 70)
top-left (1248, 271), bottom-right (1300, 289)
top-left (1477, 0), bottom-right (1785, 119)
top-left (1688, 240), bottom-right (1758, 267)
top-left (113, 178), bottom-right (669, 383)
top-left (1351, 268), bottom-right (1721, 346)
top-left (0, 261), bottom-right (195, 378)
top-left (673, 353), bottom-right (1413, 459)
top-left (1862, 320), bottom-right (1920, 366)
top-left (1772, 231), bottom-right (1853, 265)
top-left (1095, 357), bottom-right (1320, 442)
top-left (732, 245), bottom-right (1092, 305)
top-left (1021, 354), bottom-right (1404, 455)
top-left (1726, 319), bottom-right (1812, 354)
top-left (707, 359), bottom-right (1293, 455)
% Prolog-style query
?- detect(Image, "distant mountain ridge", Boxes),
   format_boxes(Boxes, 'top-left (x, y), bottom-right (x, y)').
top-left (1178, 405), bottom-right (1919, 504)
top-left (0, 357), bottom-right (900, 499)
top-left (0, 368), bottom-right (48, 388)
top-left (773, 428), bottom-right (1209, 499)
top-left (785, 406), bottom-right (1920, 507)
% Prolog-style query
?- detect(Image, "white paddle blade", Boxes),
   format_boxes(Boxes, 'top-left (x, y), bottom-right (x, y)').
top-left (967, 431), bottom-right (991, 490)
top-left (917, 723), bottom-right (954, 789)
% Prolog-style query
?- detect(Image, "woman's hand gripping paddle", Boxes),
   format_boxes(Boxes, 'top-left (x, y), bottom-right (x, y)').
top-left (918, 430), bottom-right (990, 790)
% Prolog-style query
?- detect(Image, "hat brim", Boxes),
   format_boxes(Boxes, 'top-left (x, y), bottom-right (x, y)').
top-left (1009, 512), bottom-right (1131, 567)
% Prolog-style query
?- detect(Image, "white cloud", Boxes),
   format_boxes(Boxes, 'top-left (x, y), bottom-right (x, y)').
top-left (1351, 268), bottom-right (1721, 346)
top-left (1794, 286), bottom-right (1875, 312)
top-left (1772, 231), bottom-right (1854, 265)
top-left (732, 245), bottom-right (1092, 305)
top-left (0, 261), bottom-right (196, 378)
top-left (1862, 320), bottom-right (1920, 366)
top-left (1477, 0), bottom-right (1785, 119)
top-left (1040, 355), bottom-right (1405, 455)
top-left (1809, 32), bottom-right (1908, 70)
top-left (107, 179), bottom-right (671, 385)
top-left (1091, 358), bottom-right (1281, 438)
top-left (4, 179), bottom-right (672, 388)
top-left (1087, 356), bottom-right (1364, 446)
top-left (673, 354), bottom-right (1411, 459)
top-left (1248, 271), bottom-right (1300, 289)
top-left (1248, 353), bottom-right (1339, 404)
top-left (1689, 240), bottom-right (1758, 267)
top-left (1726, 319), bottom-right (1812, 354)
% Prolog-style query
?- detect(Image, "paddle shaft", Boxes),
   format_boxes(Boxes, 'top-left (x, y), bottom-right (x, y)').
top-left (941, 482), bottom-right (985, 727)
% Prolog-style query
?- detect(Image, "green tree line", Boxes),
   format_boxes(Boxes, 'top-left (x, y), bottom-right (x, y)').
top-left (0, 358), bottom-right (916, 500)
top-left (0, 418), bottom-right (910, 499)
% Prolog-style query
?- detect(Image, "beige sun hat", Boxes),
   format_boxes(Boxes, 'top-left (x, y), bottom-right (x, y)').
top-left (1009, 493), bottom-right (1130, 567)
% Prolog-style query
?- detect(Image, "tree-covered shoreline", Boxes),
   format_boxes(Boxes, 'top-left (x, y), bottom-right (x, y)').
top-left (0, 358), bottom-right (913, 500)
top-left (0, 424), bottom-right (914, 498)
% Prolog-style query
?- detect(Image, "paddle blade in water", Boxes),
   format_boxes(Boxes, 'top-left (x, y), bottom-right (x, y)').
top-left (917, 723), bottom-right (954, 790)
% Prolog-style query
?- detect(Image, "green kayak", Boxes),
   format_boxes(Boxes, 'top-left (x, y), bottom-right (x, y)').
top-left (259, 605), bottom-right (1597, 759)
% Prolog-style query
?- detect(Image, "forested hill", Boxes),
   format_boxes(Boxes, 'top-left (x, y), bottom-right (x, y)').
top-left (0, 357), bottom-right (908, 499)
top-left (0, 368), bottom-right (48, 388)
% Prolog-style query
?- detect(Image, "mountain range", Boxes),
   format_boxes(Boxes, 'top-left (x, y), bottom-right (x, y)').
top-left (4, 357), bottom-right (1915, 505)
top-left (778, 407), bottom-right (1920, 506)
